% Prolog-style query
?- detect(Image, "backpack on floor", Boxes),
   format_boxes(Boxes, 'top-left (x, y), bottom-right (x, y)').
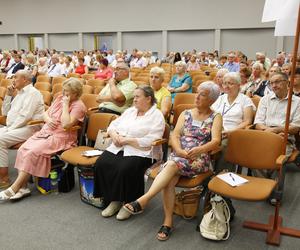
top-left (199, 194), bottom-right (230, 241)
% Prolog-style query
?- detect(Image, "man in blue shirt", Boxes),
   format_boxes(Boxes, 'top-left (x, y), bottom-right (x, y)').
top-left (223, 53), bottom-right (240, 72)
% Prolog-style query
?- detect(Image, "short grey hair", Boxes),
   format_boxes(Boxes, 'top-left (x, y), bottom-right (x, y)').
top-left (216, 68), bottom-right (229, 77)
top-left (175, 61), bottom-right (187, 69)
top-left (223, 72), bottom-right (241, 85)
top-left (16, 70), bottom-right (32, 82)
top-left (198, 81), bottom-right (220, 102)
top-left (63, 77), bottom-right (83, 97)
top-left (252, 62), bottom-right (264, 71)
top-left (150, 66), bottom-right (165, 79)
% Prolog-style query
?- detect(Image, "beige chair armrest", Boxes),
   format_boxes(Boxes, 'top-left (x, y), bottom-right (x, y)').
top-left (276, 154), bottom-right (289, 166)
top-left (27, 120), bottom-right (45, 126)
top-left (152, 138), bottom-right (167, 146)
top-left (88, 107), bottom-right (99, 112)
top-left (0, 115), bottom-right (7, 126)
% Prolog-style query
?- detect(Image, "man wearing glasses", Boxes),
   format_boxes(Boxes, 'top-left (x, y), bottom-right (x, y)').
top-left (254, 72), bottom-right (300, 155)
top-left (96, 62), bottom-right (137, 115)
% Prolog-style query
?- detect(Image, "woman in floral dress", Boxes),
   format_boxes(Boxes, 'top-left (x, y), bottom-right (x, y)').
top-left (123, 81), bottom-right (222, 241)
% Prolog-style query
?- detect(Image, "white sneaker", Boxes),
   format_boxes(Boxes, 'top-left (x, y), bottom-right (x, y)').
top-left (101, 201), bottom-right (121, 217)
top-left (10, 188), bottom-right (31, 201)
top-left (116, 207), bottom-right (131, 221)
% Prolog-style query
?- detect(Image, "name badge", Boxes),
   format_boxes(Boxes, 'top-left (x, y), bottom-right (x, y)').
top-left (192, 120), bottom-right (204, 128)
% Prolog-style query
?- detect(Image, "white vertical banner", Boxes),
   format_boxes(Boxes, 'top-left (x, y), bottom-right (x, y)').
top-left (262, 0), bottom-right (300, 36)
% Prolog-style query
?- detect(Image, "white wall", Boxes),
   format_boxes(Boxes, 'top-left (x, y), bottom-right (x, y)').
top-left (0, 35), bottom-right (15, 50)
top-left (123, 32), bottom-right (162, 55)
top-left (283, 37), bottom-right (299, 54)
top-left (48, 33), bottom-right (78, 52)
top-left (0, 0), bottom-right (295, 59)
top-left (221, 28), bottom-right (276, 59)
top-left (0, 0), bottom-right (273, 34)
top-left (168, 30), bottom-right (214, 53)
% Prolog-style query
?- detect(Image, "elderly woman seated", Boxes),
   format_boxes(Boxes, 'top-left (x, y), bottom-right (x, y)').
top-left (74, 57), bottom-right (88, 75)
top-left (93, 85), bottom-right (165, 221)
top-left (0, 78), bottom-right (86, 201)
top-left (212, 72), bottom-right (256, 171)
top-left (123, 82), bottom-right (222, 241)
top-left (94, 58), bottom-right (113, 81)
top-left (242, 62), bottom-right (265, 97)
top-left (214, 68), bottom-right (229, 95)
top-left (149, 67), bottom-right (172, 118)
top-left (167, 61), bottom-right (192, 103)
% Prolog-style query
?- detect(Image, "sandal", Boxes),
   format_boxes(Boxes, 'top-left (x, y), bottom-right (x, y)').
top-left (0, 187), bottom-right (16, 201)
top-left (123, 200), bottom-right (144, 215)
top-left (157, 225), bottom-right (172, 241)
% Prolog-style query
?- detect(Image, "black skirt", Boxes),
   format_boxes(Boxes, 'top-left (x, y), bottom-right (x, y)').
top-left (93, 150), bottom-right (153, 203)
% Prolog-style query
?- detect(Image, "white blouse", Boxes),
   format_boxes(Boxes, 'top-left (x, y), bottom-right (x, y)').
top-left (212, 93), bottom-right (256, 131)
top-left (107, 105), bottom-right (165, 160)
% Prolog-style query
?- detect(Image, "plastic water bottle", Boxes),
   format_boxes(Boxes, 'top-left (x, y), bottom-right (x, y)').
top-left (50, 170), bottom-right (59, 194)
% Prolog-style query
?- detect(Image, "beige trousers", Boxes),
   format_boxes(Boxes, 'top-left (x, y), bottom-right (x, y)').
top-left (0, 126), bottom-right (40, 167)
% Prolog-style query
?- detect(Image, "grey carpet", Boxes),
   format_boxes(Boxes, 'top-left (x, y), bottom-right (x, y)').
top-left (1, 150), bottom-right (300, 250)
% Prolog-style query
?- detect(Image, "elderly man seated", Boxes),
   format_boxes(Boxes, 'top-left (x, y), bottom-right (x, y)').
top-left (47, 54), bottom-right (64, 77)
top-left (254, 72), bottom-right (300, 155)
top-left (0, 70), bottom-right (44, 188)
top-left (223, 52), bottom-right (240, 72)
top-left (129, 51), bottom-right (148, 69)
top-left (96, 62), bottom-right (137, 115)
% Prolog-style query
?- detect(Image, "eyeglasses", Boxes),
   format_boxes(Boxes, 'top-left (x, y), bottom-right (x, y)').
top-left (270, 79), bottom-right (286, 85)
top-left (115, 67), bottom-right (127, 71)
top-left (222, 81), bottom-right (236, 87)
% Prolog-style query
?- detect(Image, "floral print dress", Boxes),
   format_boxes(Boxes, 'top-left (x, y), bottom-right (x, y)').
top-left (169, 109), bottom-right (217, 177)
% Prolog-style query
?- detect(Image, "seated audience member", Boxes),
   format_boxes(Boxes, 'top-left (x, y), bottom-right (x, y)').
top-left (273, 53), bottom-right (285, 68)
top-left (106, 49), bottom-right (115, 65)
top-left (123, 82), bottom-right (222, 240)
top-left (74, 57), bottom-right (88, 75)
top-left (96, 62), bottom-right (137, 115)
top-left (187, 55), bottom-right (200, 71)
top-left (173, 52), bottom-right (182, 64)
top-left (93, 85), bottom-right (165, 220)
top-left (6, 54), bottom-right (25, 78)
top-left (130, 51), bottom-right (148, 68)
top-left (0, 51), bottom-right (11, 72)
top-left (218, 55), bottom-right (228, 67)
top-left (212, 72), bottom-right (255, 135)
top-left (24, 54), bottom-right (38, 83)
top-left (62, 56), bottom-right (74, 76)
top-left (149, 67), bottom-right (172, 118)
top-left (198, 51), bottom-right (209, 65)
top-left (37, 57), bottom-right (48, 75)
top-left (0, 78), bottom-right (86, 200)
top-left (110, 52), bottom-right (123, 68)
top-left (214, 68), bottom-right (229, 94)
top-left (255, 72), bottom-right (300, 155)
top-left (47, 55), bottom-right (64, 77)
top-left (0, 70), bottom-right (44, 189)
top-left (208, 53), bottom-right (219, 68)
top-left (239, 67), bottom-right (252, 93)
top-left (212, 72), bottom-right (255, 172)
top-left (242, 62), bottom-right (265, 96)
top-left (256, 52), bottom-right (271, 71)
top-left (167, 61), bottom-right (192, 103)
top-left (293, 67), bottom-right (300, 97)
top-left (282, 63), bottom-right (292, 77)
top-left (239, 60), bottom-right (249, 71)
top-left (95, 58), bottom-right (113, 81)
top-left (223, 53), bottom-right (240, 72)
top-left (253, 65), bottom-right (281, 97)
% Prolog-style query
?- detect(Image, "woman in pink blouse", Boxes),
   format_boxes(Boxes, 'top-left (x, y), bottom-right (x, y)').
top-left (0, 78), bottom-right (86, 201)
top-left (95, 58), bottom-right (113, 81)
